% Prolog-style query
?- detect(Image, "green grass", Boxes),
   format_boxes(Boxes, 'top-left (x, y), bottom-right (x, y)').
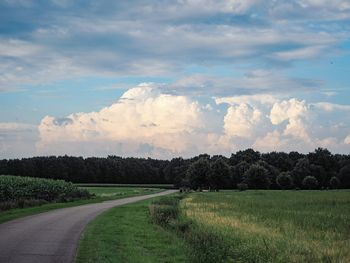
top-left (77, 183), bottom-right (175, 189)
top-left (76, 198), bottom-right (188, 263)
top-left (181, 190), bottom-right (350, 263)
top-left (0, 187), bottom-right (162, 224)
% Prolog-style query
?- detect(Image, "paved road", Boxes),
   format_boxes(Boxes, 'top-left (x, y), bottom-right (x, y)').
top-left (0, 190), bottom-right (177, 263)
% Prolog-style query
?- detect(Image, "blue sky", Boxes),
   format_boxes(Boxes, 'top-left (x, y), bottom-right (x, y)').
top-left (0, 0), bottom-right (350, 158)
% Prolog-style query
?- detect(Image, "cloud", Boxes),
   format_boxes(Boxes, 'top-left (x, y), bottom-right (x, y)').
top-left (37, 83), bottom-right (204, 156)
top-left (345, 135), bottom-right (350, 145)
top-left (0, 0), bottom-right (347, 91)
top-left (312, 102), bottom-right (350, 112)
top-left (223, 103), bottom-right (262, 138)
top-left (0, 84), bottom-right (341, 158)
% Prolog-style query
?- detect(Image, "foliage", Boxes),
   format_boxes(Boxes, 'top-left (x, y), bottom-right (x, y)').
top-left (0, 175), bottom-right (91, 210)
top-left (243, 164), bottom-right (270, 189)
top-left (338, 164), bottom-right (350, 188)
top-left (0, 147), bottom-right (349, 189)
top-left (329, 176), bottom-right (340, 189)
top-left (276, 172), bottom-right (293, 189)
top-left (237, 183), bottom-right (248, 191)
top-left (208, 158), bottom-right (230, 190)
top-left (302, 176), bottom-right (319, 190)
top-left (186, 158), bottom-right (211, 190)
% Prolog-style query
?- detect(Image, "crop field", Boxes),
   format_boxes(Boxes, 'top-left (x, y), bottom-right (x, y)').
top-left (0, 175), bottom-right (90, 210)
top-left (181, 190), bottom-right (350, 263)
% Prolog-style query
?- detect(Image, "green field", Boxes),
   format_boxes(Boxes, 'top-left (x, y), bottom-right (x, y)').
top-left (181, 190), bottom-right (350, 262)
top-left (0, 186), bottom-right (162, 224)
top-left (76, 198), bottom-right (188, 263)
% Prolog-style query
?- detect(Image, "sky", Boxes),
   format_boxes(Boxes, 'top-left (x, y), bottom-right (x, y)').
top-left (0, 0), bottom-right (350, 159)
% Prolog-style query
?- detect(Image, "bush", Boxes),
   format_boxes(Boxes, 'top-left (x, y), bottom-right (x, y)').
top-left (243, 164), bottom-right (270, 189)
top-left (276, 172), bottom-right (293, 189)
top-left (302, 176), bottom-right (319, 190)
top-left (329, 176), bottom-right (340, 189)
top-left (149, 196), bottom-right (181, 226)
top-left (237, 183), bottom-right (248, 191)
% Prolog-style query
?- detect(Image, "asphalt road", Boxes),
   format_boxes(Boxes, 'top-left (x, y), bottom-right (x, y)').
top-left (0, 190), bottom-right (177, 263)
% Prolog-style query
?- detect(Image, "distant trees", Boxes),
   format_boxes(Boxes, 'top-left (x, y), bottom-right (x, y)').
top-left (276, 172), bottom-right (293, 189)
top-left (243, 164), bottom-right (270, 189)
top-left (208, 158), bottom-right (230, 191)
top-left (329, 176), bottom-right (340, 189)
top-left (302, 176), bottom-right (319, 190)
top-left (186, 158), bottom-right (210, 190)
top-left (0, 148), bottom-right (349, 190)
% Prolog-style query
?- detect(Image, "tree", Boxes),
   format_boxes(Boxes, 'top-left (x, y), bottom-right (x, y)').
top-left (302, 176), bottom-right (319, 190)
top-left (329, 176), bottom-right (340, 189)
top-left (276, 172), bottom-right (293, 189)
top-left (338, 165), bottom-right (350, 188)
top-left (230, 161), bottom-right (250, 188)
top-left (256, 160), bottom-right (280, 189)
top-left (230, 148), bottom-right (260, 165)
top-left (292, 158), bottom-right (311, 187)
top-left (186, 158), bottom-right (211, 190)
top-left (243, 164), bottom-right (270, 189)
top-left (208, 158), bottom-right (230, 191)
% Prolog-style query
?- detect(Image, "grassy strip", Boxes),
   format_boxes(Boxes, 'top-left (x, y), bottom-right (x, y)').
top-left (76, 183), bottom-right (175, 189)
top-left (76, 198), bottom-right (188, 263)
top-left (0, 187), bottom-right (162, 224)
top-left (149, 195), bottom-right (230, 263)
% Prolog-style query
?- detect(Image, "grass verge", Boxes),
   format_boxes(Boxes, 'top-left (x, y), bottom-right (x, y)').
top-left (0, 187), bottom-right (162, 224)
top-left (75, 198), bottom-right (188, 263)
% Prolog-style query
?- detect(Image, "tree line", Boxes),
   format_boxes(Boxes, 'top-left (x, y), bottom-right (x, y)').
top-left (0, 148), bottom-right (349, 190)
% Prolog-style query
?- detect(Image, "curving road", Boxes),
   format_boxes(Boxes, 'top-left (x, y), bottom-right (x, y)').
top-left (0, 190), bottom-right (177, 263)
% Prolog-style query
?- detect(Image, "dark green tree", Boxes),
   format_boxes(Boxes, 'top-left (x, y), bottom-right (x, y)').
top-left (186, 158), bottom-right (211, 190)
top-left (276, 172), bottom-right (293, 189)
top-left (208, 158), bottom-right (230, 191)
top-left (243, 164), bottom-right (270, 189)
top-left (302, 176), bottom-right (319, 190)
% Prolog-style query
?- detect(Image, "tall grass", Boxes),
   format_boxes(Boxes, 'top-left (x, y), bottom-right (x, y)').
top-left (181, 190), bottom-right (350, 262)
top-left (0, 175), bottom-right (91, 210)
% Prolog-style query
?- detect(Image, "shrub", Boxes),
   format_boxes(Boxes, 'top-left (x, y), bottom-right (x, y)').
top-left (329, 176), bottom-right (340, 189)
top-left (276, 172), bottom-right (293, 189)
top-left (243, 164), bottom-right (270, 189)
top-left (149, 196), bottom-right (181, 226)
top-left (237, 183), bottom-right (248, 191)
top-left (302, 176), bottom-right (319, 190)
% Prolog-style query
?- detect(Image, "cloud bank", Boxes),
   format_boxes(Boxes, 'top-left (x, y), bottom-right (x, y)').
top-left (33, 84), bottom-right (350, 158)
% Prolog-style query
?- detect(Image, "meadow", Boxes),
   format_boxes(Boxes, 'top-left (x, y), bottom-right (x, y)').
top-left (180, 190), bottom-right (350, 262)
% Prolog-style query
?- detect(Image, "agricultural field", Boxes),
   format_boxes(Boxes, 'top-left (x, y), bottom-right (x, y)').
top-left (0, 175), bottom-right (163, 224)
top-left (180, 190), bottom-right (350, 263)
top-left (0, 175), bottom-right (90, 211)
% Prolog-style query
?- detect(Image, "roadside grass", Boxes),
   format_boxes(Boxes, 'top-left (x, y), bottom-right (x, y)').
top-left (0, 187), bottom-right (162, 224)
top-left (181, 190), bottom-right (350, 263)
top-left (76, 198), bottom-right (188, 263)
